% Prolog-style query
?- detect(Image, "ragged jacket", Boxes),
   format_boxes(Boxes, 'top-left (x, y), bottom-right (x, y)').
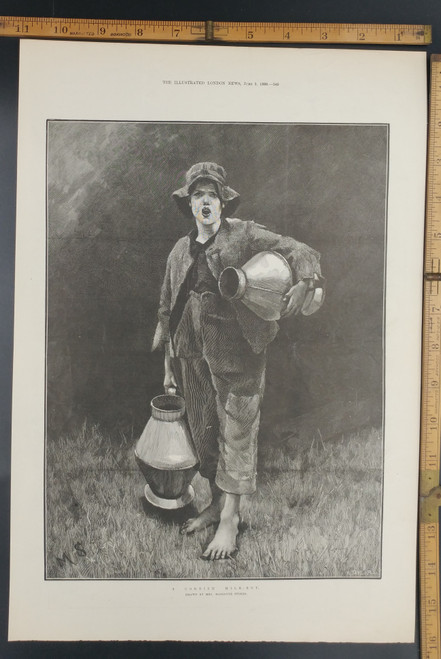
top-left (152, 217), bottom-right (322, 355)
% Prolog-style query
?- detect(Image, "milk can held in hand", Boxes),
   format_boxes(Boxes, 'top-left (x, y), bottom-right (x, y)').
top-left (135, 394), bottom-right (198, 509)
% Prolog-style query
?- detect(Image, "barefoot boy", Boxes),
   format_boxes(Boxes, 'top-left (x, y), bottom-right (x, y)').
top-left (152, 162), bottom-right (322, 560)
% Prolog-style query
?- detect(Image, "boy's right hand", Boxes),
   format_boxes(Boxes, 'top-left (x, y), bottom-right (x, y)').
top-left (164, 348), bottom-right (177, 394)
top-left (163, 370), bottom-right (177, 394)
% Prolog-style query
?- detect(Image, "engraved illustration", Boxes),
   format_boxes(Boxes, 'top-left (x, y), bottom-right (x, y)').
top-left (45, 122), bottom-right (386, 579)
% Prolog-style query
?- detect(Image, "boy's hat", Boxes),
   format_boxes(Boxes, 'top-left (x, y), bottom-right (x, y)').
top-left (172, 162), bottom-right (240, 218)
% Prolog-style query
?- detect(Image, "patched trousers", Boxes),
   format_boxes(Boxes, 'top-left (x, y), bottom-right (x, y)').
top-left (171, 291), bottom-right (266, 495)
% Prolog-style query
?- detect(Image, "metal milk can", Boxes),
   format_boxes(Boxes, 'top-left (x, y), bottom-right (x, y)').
top-left (218, 250), bottom-right (293, 320)
top-left (218, 250), bottom-right (324, 319)
top-left (135, 393), bottom-right (199, 509)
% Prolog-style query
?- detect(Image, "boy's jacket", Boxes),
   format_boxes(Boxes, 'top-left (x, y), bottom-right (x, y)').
top-left (152, 217), bottom-right (322, 355)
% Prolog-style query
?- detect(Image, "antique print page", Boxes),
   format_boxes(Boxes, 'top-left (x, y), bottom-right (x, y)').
top-left (9, 40), bottom-right (426, 641)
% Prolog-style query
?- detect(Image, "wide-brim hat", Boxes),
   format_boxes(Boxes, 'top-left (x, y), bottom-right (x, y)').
top-left (172, 162), bottom-right (240, 218)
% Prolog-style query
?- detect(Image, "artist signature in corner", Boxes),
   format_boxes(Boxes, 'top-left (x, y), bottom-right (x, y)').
top-left (55, 542), bottom-right (87, 568)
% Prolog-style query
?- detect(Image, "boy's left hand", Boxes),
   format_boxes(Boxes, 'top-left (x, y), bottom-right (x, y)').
top-left (280, 280), bottom-right (308, 318)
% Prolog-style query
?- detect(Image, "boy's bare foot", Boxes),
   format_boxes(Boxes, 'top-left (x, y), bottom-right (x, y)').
top-left (201, 512), bottom-right (239, 560)
top-left (180, 499), bottom-right (222, 534)
top-left (180, 480), bottom-right (223, 535)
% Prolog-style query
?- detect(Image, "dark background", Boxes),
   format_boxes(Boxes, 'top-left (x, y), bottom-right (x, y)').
top-left (1, 0), bottom-right (439, 657)
top-left (46, 121), bottom-right (386, 437)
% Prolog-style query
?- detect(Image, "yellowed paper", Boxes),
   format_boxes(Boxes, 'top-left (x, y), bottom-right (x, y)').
top-left (9, 40), bottom-right (426, 642)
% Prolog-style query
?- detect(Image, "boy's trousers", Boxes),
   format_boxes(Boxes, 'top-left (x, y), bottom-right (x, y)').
top-left (172, 291), bottom-right (266, 495)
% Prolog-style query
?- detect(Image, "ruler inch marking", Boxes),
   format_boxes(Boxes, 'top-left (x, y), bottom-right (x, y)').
top-left (0, 17), bottom-right (432, 44)
top-left (209, 21), bottom-right (432, 44)
top-left (0, 16), bottom-right (206, 42)
top-left (421, 55), bottom-right (441, 659)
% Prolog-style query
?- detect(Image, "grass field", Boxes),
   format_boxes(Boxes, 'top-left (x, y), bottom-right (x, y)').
top-left (46, 422), bottom-right (383, 579)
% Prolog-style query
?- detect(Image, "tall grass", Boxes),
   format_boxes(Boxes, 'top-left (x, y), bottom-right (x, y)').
top-left (46, 423), bottom-right (382, 579)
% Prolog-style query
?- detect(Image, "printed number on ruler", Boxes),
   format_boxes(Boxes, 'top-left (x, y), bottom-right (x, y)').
top-left (0, 17), bottom-right (432, 44)
top-left (421, 54), bottom-right (441, 659)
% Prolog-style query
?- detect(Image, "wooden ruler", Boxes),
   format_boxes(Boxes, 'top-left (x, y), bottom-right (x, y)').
top-left (421, 54), bottom-right (441, 659)
top-left (0, 17), bottom-right (432, 44)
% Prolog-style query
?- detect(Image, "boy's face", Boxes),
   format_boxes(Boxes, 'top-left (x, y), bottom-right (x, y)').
top-left (189, 180), bottom-right (223, 227)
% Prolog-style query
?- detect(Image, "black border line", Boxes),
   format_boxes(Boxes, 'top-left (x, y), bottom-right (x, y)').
top-left (43, 119), bottom-right (389, 582)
